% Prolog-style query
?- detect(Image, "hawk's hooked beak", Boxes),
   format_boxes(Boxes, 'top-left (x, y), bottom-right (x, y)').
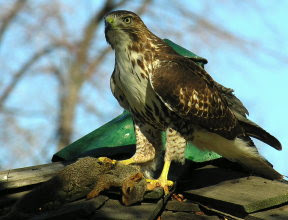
top-left (104, 15), bottom-right (115, 48)
top-left (105, 16), bottom-right (115, 29)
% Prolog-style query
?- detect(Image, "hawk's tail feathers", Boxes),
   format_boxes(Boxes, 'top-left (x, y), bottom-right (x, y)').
top-left (193, 131), bottom-right (283, 180)
top-left (231, 138), bottom-right (283, 180)
top-left (237, 116), bottom-right (282, 151)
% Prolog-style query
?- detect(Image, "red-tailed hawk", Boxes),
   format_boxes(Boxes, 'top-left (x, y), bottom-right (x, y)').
top-left (104, 10), bottom-right (282, 192)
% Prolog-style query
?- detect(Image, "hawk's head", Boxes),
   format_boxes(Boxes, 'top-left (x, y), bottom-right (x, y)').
top-left (104, 10), bottom-right (149, 49)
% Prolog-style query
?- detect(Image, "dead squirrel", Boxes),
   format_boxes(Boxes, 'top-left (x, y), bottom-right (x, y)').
top-left (2, 157), bottom-right (146, 219)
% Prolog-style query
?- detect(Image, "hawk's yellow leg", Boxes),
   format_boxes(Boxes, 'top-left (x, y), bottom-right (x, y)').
top-left (98, 124), bottom-right (161, 165)
top-left (119, 158), bottom-right (135, 165)
top-left (146, 160), bottom-right (173, 194)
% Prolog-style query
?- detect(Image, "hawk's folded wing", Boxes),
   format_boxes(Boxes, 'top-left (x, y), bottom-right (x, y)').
top-left (150, 56), bottom-right (241, 139)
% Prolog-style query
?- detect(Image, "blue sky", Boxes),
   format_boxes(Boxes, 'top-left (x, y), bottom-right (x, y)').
top-left (0, 1), bottom-right (287, 177)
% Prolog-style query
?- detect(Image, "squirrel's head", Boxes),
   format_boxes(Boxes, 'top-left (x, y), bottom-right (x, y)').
top-left (121, 172), bottom-right (146, 206)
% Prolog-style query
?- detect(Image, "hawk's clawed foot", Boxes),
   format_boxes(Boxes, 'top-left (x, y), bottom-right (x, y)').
top-left (146, 178), bottom-right (174, 194)
top-left (98, 157), bottom-right (136, 165)
top-left (98, 157), bottom-right (117, 164)
top-left (146, 160), bottom-right (173, 194)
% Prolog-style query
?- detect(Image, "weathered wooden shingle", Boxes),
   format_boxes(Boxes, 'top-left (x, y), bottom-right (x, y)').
top-left (246, 204), bottom-right (288, 220)
top-left (182, 165), bottom-right (288, 218)
top-left (93, 198), bottom-right (164, 220)
top-left (165, 200), bottom-right (201, 212)
top-left (161, 211), bottom-right (220, 220)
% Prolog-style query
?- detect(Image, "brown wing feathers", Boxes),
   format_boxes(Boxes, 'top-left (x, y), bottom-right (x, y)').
top-left (151, 56), bottom-right (242, 139)
top-left (151, 55), bottom-right (282, 151)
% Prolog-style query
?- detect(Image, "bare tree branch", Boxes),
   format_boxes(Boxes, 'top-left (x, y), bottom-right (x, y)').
top-left (56, 0), bottom-right (128, 150)
top-left (0, 0), bottom-right (28, 44)
top-left (84, 46), bottom-right (111, 78)
top-left (0, 45), bottom-right (57, 110)
top-left (135, 0), bottom-right (152, 15)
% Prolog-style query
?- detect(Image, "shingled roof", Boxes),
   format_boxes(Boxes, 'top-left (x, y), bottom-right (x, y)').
top-left (1, 157), bottom-right (288, 220)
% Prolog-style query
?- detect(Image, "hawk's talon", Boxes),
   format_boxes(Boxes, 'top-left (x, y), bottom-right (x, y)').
top-left (146, 178), bottom-right (174, 194)
top-left (98, 157), bottom-right (116, 164)
top-left (98, 157), bottom-right (136, 166)
top-left (145, 160), bottom-right (173, 194)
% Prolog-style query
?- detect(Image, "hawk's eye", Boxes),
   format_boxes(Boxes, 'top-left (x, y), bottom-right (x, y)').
top-left (123, 16), bottom-right (132, 24)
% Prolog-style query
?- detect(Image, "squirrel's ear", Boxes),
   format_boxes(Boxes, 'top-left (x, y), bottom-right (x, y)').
top-left (129, 172), bottom-right (144, 182)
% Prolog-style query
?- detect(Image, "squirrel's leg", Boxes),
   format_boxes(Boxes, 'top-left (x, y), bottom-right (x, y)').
top-left (87, 175), bottom-right (118, 199)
